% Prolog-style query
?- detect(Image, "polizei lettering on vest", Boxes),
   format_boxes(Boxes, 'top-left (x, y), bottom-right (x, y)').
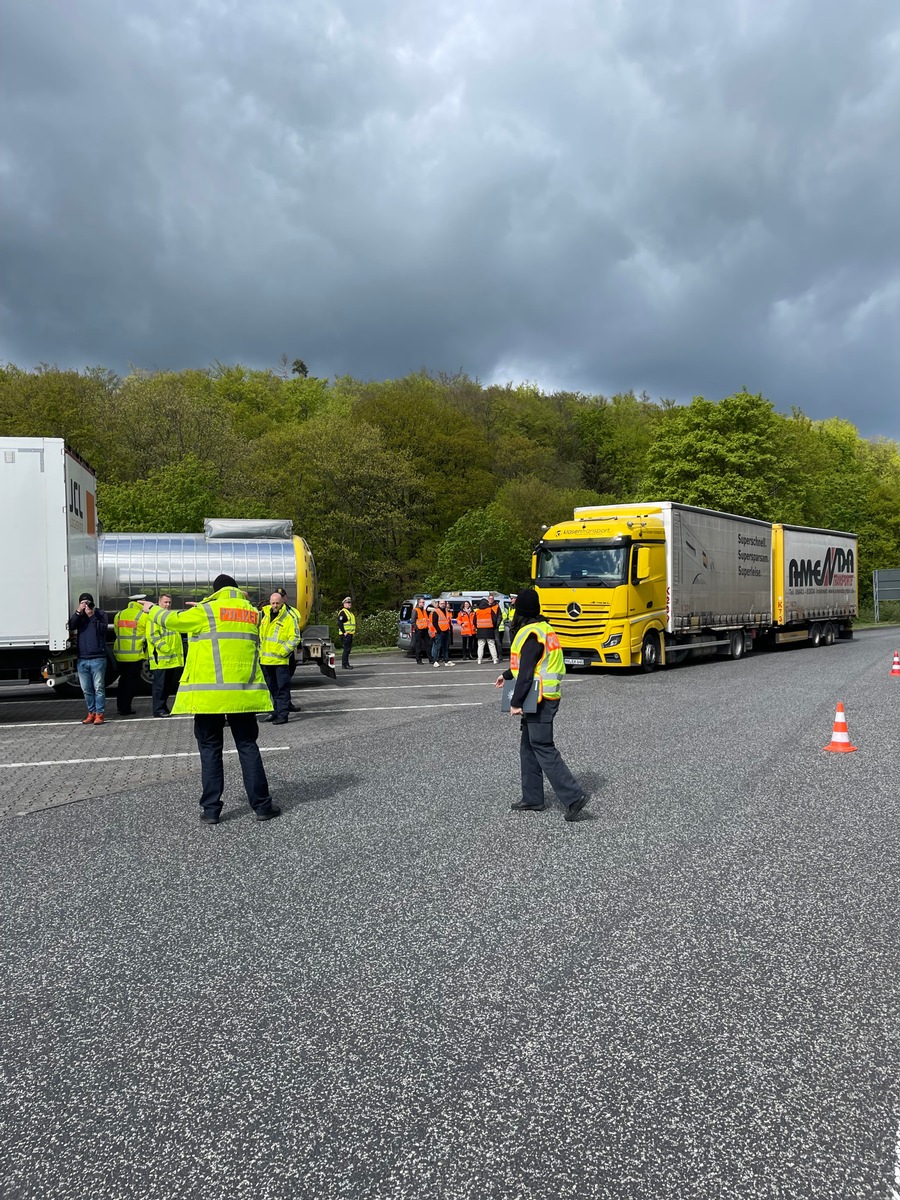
top-left (220, 608), bottom-right (259, 624)
top-left (788, 546), bottom-right (855, 588)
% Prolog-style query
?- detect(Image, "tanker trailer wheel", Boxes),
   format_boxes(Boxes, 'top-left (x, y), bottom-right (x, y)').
top-left (728, 630), bottom-right (745, 660)
top-left (809, 623), bottom-right (822, 648)
top-left (640, 631), bottom-right (661, 673)
top-left (823, 622), bottom-right (836, 646)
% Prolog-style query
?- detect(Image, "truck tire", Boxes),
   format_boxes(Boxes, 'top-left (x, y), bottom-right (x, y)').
top-left (728, 630), bottom-right (745, 660)
top-left (640, 631), bottom-right (661, 673)
top-left (809, 623), bottom-right (822, 648)
top-left (823, 622), bottom-right (836, 646)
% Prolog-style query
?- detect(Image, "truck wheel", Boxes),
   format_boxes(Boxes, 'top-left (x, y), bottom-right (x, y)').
top-left (641, 631), bottom-right (660, 673)
top-left (809, 623), bottom-right (822, 648)
top-left (823, 622), bottom-right (836, 646)
top-left (726, 630), bottom-right (745, 660)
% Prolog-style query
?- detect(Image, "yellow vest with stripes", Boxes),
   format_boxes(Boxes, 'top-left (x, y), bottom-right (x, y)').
top-left (259, 604), bottom-right (301, 666)
top-left (147, 588), bottom-right (272, 715)
top-left (510, 620), bottom-right (565, 701)
top-left (113, 602), bottom-right (147, 662)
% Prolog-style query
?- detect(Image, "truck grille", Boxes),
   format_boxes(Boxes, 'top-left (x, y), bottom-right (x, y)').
top-left (541, 601), bottom-right (610, 641)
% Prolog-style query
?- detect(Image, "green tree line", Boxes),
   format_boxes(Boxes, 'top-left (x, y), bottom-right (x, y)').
top-left (2, 362), bottom-right (899, 610)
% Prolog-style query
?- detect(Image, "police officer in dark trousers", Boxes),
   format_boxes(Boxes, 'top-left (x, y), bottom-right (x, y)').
top-left (338, 596), bottom-right (355, 669)
top-left (495, 588), bottom-right (588, 822)
top-left (141, 574), bottom-right (280, 826)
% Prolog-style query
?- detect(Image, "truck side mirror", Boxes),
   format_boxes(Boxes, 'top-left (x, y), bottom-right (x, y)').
top-left (635, 546), bottom-right (651, 581)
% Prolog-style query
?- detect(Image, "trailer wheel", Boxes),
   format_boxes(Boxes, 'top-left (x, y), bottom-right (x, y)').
top-left (809, 623), bottom-right (822, 648)
top-left (823, 622), bottom-right (836, 646)
top-left (640, 631), bottom-right (661, 673)
top-left (727, 630), bottom-right (746, 660)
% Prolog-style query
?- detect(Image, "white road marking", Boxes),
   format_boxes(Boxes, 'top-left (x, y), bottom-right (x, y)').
top-left (0, 747), bottom-right (290, 769)
top-left (300, 702), bottom-right (485, 713)
top-left (333, 682), bottom-right (497, 690)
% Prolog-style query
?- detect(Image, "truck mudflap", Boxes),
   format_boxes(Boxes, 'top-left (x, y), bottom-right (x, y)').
top-left (298, 625), bottom-right (337, 681)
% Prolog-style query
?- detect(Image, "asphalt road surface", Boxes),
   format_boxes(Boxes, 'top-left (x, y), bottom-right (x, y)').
top-left (1, 631), bottom-right (899, 1199)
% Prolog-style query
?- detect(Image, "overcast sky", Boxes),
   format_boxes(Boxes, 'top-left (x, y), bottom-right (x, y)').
top-left (2, 0), bottom-right (899, 438)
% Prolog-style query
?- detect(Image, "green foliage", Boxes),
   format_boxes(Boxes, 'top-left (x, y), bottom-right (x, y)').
top-left (99, 454), bottom-right (223, 532)
top-left (426, 508), bottom-right (530, 593)
top-left (354, 609), bottom-right (402, 647)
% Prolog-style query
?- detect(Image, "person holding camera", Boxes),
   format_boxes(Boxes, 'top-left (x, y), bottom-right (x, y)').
top-left (69, 592), bottom-right (109, 725)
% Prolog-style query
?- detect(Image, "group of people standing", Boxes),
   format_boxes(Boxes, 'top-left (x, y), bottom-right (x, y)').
top-left (410, 593), bottom-right (516, 667)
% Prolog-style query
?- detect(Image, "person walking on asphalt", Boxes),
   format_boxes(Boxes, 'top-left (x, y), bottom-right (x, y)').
top-left (338, 596), bottom-right (356, 670)
top-left (69, 592), bottom-right (109, 724)
top-left (141, 574), bottom-right (280, 825)
top-left (495, 587), bottom-right (588, 822)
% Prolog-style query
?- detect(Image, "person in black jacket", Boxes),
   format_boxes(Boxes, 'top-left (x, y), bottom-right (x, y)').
top-left (68, 592), bottom-right (109, 725)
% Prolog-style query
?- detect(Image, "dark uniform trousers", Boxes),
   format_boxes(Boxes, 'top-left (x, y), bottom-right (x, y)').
top-left (412, 628), bottom-right (431, 663)
top-left (341, 633), bottom-right (354, 669)
top-left (262, 663), bottom-right (292, 720)
top-left (151, 666), bottom-right (181, 715)
top-left (116, 660), bottom-right (143, 713)
top-left (194, 713), bottom-right (274, 818)
top-left (519, 699), bottom-right (581, 808)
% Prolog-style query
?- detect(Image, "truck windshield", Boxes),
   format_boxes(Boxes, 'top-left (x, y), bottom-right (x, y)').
top-left (535, 545), bottom-right (628, 586)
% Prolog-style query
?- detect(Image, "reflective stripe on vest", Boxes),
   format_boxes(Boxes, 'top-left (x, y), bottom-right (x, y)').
top-left (475, 608), bottom-right (494, 629)
top-left (510, 620), bottom-right (565, 701)
top-left (340, 607), bottom-right (356, 635)
top-left (114, 604), bottom-right (146, 661)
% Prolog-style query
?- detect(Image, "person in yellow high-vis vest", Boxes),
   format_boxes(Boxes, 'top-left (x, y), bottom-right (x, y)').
top-left (495, 588), bottom-right (588, 822)
top-left (113, 595), bottom-right (147, 716)
top-left (259, 591), bottom-right (301, 724)
top-left (141, 574), bottom-right (279, 825)
top-left (147, 593), bottom-right (184, 717)
top-left (338, 597), bottom-right (356, 670)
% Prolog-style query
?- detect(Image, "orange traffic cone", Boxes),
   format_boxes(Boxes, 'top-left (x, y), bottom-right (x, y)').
top-left (891, 651), bottom-right (900, 676)
top-left (824, 702), bottom-right (857, 753)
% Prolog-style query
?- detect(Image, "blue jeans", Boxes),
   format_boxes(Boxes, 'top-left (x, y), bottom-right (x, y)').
top-left (77, 656), bottom-right (107, 714)
top-left (431, 631), bottom-right (450, 662)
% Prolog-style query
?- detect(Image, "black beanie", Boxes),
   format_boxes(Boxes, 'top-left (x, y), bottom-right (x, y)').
top-left (213, 573), bottom-right (238, 591)
top-left (515, 588), bottom-right (540, 617)
top-left (78, 592), bottom-right (95, 604)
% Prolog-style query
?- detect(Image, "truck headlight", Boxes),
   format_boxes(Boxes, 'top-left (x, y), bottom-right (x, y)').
top-left (601, 633), bottom-right (622, 648)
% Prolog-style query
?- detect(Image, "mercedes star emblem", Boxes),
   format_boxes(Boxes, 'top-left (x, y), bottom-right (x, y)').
top-left (567, 602), bottom-right (582, 619)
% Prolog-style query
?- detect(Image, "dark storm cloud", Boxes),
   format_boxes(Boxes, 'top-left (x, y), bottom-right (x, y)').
top-left (2, 0), bottom-right (899, 436)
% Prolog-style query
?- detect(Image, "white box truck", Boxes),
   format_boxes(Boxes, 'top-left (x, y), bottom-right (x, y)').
top-left (0, 437), bottom-right (99, 690)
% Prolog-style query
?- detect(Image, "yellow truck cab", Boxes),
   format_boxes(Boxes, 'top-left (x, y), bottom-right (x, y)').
top-left (533, 506), bottom-right (670, 670)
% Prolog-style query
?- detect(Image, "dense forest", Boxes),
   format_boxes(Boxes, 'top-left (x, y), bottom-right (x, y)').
top-left (2, 362), bottom-right (899, 614)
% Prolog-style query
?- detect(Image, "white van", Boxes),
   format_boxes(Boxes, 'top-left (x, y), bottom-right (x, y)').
top-left (398, 591), bottom-right (513, 655)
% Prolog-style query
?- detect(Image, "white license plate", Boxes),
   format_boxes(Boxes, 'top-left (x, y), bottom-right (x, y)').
top-left (564, 657), bottom-right (585, 666)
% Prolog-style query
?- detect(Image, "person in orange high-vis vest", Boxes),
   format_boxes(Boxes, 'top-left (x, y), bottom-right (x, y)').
top-left (457, 601), bottom-right (476, 659)
top-left (430, 600), bottom-right (453, 666)
top-left (474, 598), bottom-right (499, 665)
top-left (412, 596), bottom-right (431, 665)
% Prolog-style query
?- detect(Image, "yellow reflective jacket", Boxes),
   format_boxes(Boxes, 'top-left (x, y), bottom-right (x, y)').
top-left (510, 620), bottom-right (565, 701)
top-left (146, 587), bottom-right (272, 715)
top-left (113, 602), bottom-right (147, 662)
top-left (145, 612), bottom-right (185, 671)
top-left (259, 604), bottom-right (301, 666)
